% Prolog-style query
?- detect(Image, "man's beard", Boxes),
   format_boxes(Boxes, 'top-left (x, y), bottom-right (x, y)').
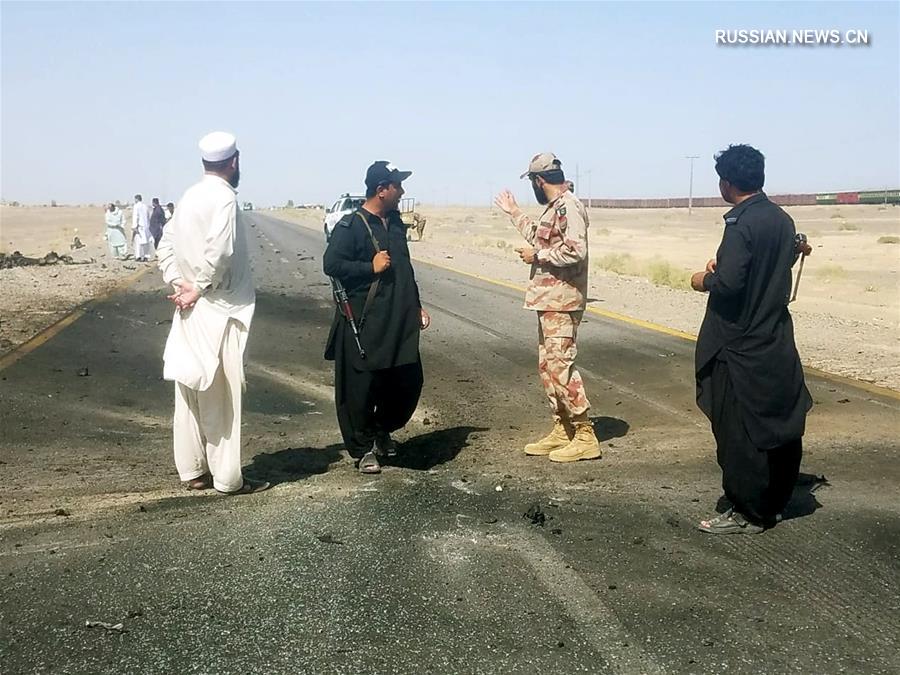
top-left (229, 169), bottom-right (241, 188)
top-left (532, 182), bottom-right (548, 205)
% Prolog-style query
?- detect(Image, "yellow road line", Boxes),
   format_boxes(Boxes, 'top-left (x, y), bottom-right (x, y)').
top-left (802, 367), bottom-right (900, 401)
top-left (0, 266), bottom-right (153, 372)
top-left (413, 255), bottom-right (900, 402)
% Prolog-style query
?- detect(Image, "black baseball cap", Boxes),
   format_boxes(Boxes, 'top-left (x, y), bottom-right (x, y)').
top-left (365, 161), bottom-right (412, 190)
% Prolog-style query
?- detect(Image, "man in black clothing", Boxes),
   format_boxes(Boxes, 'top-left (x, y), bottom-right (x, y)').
top-left (691, 144), bottom-right (813, 534)
top-left (149, 197), bottom-right (167, 248)
top-left (323, 161), bottom-right (430, 474)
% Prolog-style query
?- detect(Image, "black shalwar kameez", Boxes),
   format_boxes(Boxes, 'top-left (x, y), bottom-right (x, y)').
top-left (323, 209), bottom-right (423, 457)
top-left (695, 193), bottom-right (813, 526)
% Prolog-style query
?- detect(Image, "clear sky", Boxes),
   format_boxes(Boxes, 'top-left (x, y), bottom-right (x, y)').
top-left (1, 1), bottom-right (898, 207)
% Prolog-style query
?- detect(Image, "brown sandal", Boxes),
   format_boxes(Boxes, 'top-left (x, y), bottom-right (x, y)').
top-left (358, 451), bottom-right (382, 474)
top-left (218, 478), bottom-right (271, 496)
top-left (185, 474), bottom-right (212, 490)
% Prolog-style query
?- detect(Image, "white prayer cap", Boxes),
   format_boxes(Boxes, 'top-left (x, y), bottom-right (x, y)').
top-left (198, 131), bottom-right (238, 162)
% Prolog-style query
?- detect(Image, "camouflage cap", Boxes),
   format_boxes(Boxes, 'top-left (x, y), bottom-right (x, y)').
top-left (520, 152), bottom-right (562, 179)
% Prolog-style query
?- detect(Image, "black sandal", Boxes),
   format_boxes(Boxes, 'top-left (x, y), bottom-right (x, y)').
top-left (374, 432), bottom-right (398, 458)
top-left (698, 508), bottom-right (764, 534)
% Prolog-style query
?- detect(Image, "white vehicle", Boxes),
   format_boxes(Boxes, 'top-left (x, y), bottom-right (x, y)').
top-left (324, 193), bottom-right (365, 240)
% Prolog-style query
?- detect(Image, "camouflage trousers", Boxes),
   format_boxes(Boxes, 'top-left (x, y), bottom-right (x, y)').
top-left (537, 311), bottom-right (590, 420)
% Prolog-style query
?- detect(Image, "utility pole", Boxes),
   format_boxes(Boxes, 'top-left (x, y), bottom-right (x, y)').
top-left (584, 169), bottom-right (593, 209)
top-left (685, 156), bottom-right (699, 215)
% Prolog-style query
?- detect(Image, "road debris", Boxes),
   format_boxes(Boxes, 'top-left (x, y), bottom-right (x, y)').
top-left (523, 504), bottom-right (546, 526)
top-left (85, 620), bottom-right (125, 633)
top-left (0, 251), bottom-right (88, 268)
top-left (316, 534), bottom-right (344, 545)
top-left (450, 479), bottom-right (477, 495)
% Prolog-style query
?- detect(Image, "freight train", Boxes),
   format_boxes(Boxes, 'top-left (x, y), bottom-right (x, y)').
top-left (586, 189), bottom-right (899, 209)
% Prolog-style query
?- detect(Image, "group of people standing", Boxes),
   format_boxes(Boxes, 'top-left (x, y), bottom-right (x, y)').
top-left (157, 131), bottom-right (812, 536)
top-left (104, 195), bottom-right (174, 261)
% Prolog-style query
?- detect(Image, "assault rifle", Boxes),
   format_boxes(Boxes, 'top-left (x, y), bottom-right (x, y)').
top-left (330, 277), bottom-right (366, 359)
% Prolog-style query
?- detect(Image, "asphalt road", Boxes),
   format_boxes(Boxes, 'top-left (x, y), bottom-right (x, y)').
top-left (1, 213), bottom-right (898, 674)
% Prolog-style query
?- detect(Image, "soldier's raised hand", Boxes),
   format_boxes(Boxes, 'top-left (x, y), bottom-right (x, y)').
top-left (494, 190), bottom-right (519, 215)
top-left (373, 250), bottom-right (391, 274)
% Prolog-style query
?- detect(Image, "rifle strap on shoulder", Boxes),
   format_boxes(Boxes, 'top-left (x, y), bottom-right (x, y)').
top-left (356, 210), bottom-right (383, 327)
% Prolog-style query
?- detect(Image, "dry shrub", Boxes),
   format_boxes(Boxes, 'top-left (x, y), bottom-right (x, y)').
top-left (877, 236), bottom-right (899, 244)
top-left (593, 253), bottom-right (690, 290)
top-left (838, 222), bottom-right (860, 231)
top-left (472, 235), bottom-right (512, 250)
top-left (646, 259), bottom-right (691, 290)
top-left (595, 252), bottom-right (633, 275)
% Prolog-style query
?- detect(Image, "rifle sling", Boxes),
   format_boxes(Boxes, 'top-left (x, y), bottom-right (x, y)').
top-left (356, 210), bottom-right (385, 328)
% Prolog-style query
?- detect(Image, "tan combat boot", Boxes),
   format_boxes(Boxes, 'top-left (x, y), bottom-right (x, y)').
top-left (523, 420), bottom-right (573, 456)
top-left (549, 422), bottom-right (602, 462)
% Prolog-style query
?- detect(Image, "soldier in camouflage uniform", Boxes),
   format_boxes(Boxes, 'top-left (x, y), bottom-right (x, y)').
top-left (494, 152), bottom-right (601, 462)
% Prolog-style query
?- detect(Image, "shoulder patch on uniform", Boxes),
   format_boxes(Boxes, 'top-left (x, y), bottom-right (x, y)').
top-left (725, 216), bottom-right (738, 225)
top-left (556, 205), bottom-right (567, 217)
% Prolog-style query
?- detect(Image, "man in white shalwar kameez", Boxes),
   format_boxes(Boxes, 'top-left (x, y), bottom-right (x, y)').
top-left (156, 131), bottom-right (268, 495)
top-left (132, 194), bottom-right (153, 261)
